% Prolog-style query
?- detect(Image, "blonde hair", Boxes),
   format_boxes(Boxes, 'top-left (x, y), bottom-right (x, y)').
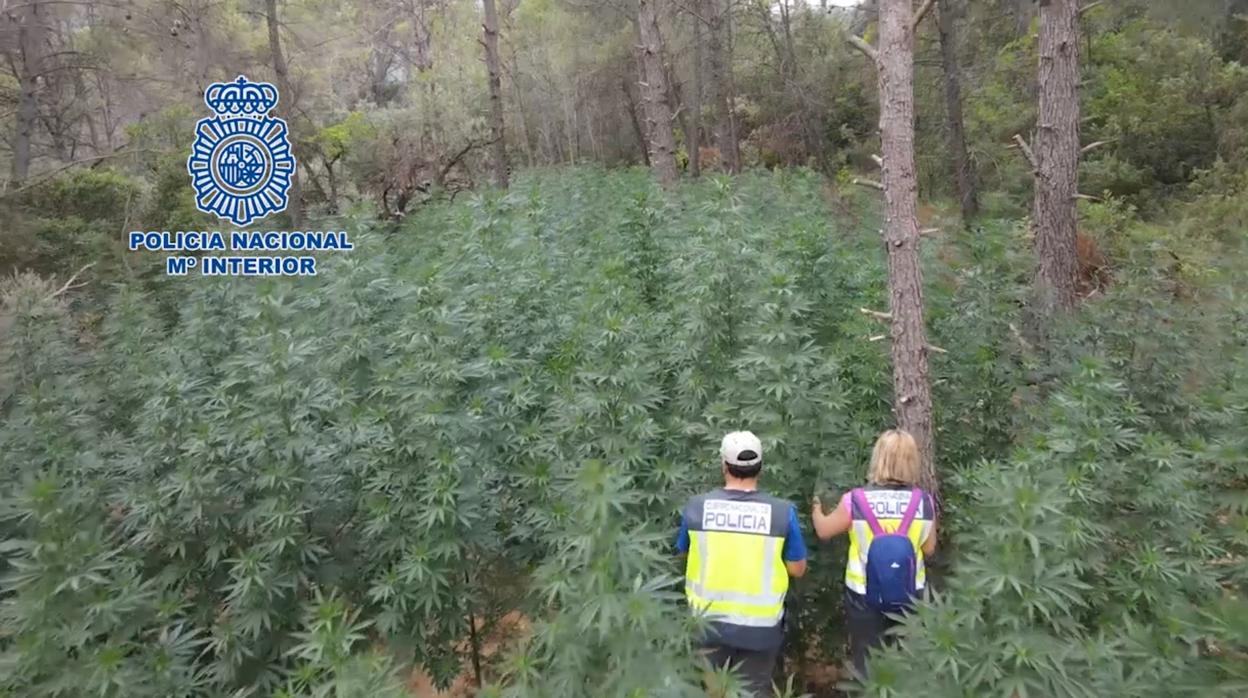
top-left (867, 429), bottom-right (921, 486)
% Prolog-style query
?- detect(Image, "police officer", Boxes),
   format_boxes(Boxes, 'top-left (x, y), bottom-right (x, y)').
top-left (811, 429), bottom-right (937, 678)
top-left (676, 431), bottom-right (808, 697)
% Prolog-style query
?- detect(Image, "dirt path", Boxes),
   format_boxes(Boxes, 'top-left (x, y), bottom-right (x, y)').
top-left (405, 611), bottom-right (530, 697)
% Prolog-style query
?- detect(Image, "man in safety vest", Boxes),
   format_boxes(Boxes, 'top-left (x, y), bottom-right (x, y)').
top-left (676, 431), bottom-right (808, 697)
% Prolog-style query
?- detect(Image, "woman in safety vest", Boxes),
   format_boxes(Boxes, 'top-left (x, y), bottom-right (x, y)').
top-left (810, 429), bottom-right (937, 678)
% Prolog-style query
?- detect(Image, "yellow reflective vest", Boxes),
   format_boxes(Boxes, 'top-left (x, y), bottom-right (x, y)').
top-left (845, 486), bottom-right (934, 594)
top-left (680, 488), bottom-right (796, 649)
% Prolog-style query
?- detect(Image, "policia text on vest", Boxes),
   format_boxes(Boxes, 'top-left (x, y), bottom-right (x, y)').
top-left (702, 499), bottom-right (772, 533)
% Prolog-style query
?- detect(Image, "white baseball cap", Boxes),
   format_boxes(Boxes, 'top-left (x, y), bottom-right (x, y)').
top-left (721, 431), bottom-right (762, 466)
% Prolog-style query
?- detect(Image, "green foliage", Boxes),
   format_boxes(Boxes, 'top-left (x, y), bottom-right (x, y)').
top-left (856, 233), bottom-right (1248, 697)
top-left (1083, 20), bottom-right (1248, 198)
top-left (3, 168), bottom-right (1246, 698)
top-left (2, 169), bottom-right (886, 696)
top-left (922, 5), bottom-right (1248, 214)
top-left (0, 168), bottom-right (143, 279)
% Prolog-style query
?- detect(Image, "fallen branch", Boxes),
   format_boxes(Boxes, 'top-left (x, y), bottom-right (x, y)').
top-left (1081, 139), bottom-right (1112, 155)
top-left (870, 154), bottom-right (884, 168)
top-left (860, 307), bottom-right (892, 321)
top-left (927, 343), bottom-right (948, 354)
top-left (1078, 1), bottom-right (1104, 16)
top-left (852, 177), bottom-right (885, 191)
top-left (45, 263), bottom-right (95, 301)
top-left (911, 0), bottom-right (936, 32)
top-left (1073, 193), bottom-right (1101, 201)
top-left (868, 334), bottom-right (887, 342)
top-left (439, 134), bottom-right (500, 184)
top-left (847, 34), bottom-right (878, 63)
top-left (919, 227), bottom-right (940, 236)
top-left (1011, 134), bottom-right (1038, 171)
top-left (1009, 322), bottom-right (1034, 352)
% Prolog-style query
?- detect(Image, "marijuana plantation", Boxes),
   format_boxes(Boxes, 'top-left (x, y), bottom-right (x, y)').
top-left (1, 168), bottom-right (1245, 697)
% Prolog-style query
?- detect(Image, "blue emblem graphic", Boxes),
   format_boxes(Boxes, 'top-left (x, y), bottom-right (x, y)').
top-left (187, 75), bottom-right (295, 226)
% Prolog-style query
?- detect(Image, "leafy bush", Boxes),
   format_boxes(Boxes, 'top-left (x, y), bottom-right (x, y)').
top-left (0, 169), bottom-right (143, 278)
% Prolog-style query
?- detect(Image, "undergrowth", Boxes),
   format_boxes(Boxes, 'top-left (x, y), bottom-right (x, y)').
top-left (0, 167), bottom-right (1243, 697)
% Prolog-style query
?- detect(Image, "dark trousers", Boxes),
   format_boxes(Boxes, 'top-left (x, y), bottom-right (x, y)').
top-left (845, 589), bottom-right (904, 679)
top-left (703, 643), bottom-right (779, 697)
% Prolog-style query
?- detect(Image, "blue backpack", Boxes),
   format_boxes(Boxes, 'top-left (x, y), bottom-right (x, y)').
top-left (851, 487), bottom-right (923, 613)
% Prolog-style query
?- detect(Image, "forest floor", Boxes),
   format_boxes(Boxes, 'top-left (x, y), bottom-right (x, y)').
top-left (404, 609), bottom-right (846, 698)
top-left (406, 611), bottom-right (530, 697)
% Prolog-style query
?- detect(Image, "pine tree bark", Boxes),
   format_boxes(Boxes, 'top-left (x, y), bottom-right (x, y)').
top-left (704, 0), bottom-right (739, 172)
top-left (622, 78), bottom-right (651, 167)
top-left (11, 0), bottom-right (43, 184)
top-left (636, 0), bottom-right (679, 186)
top-left (1032, 0), bottom-right (1080, 315)
top-left (936, 0), bottom-right (978, 221)
top-left (265, 0), bottom-right (304, 227)
top-left (689, 7), bottom-right (703, 177)
top-left (482, 0), bottom-right (509, 188)
top-left (723, 5), bottom-right (742, 172)
top-left (871, 0), bottom-right (938, 493)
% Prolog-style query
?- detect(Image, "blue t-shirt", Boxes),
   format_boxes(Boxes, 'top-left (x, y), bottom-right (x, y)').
top-left (676, 503), bottom-right (807, 561)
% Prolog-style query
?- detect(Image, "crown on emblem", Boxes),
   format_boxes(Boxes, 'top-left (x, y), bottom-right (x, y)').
top-left (204, 75), bottom-right (279, 116)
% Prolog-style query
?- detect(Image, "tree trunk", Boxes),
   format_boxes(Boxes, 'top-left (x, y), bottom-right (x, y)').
top-left (265, 0), bottom-right (304, 227)
top-left (765, 0), bottom-right (824, 169)
top-left (689, 7), bottom-right (703, 177)
top-left (636, 0), bottom-right (679, 186)
top-left (936, 0), bottom-right (979, 221)
top-left (11, 0), bottom-right (43, 184)
top-left (876, 0), bottom-right (937, 493)
top-left (413, 0), bottom-right (434, 73)
top-left (667, 67), bottom-right (695, 173)
top-left (1032, 0), bottom-right (1080, 316)
top-left (723, 5), bottom-right (742, 172)
top-left (327, 160), bottom-right (339, 214)
top-left (779, 0), bottom-right (798, 81)
top-left (622, 78), bottom-right (651, 167)
top-left (705, 0), bottom-right (739, 172)
top-left (482, 0), bottom-right (510, 188)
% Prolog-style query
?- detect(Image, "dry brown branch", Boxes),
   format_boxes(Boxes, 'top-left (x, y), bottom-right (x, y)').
top-left (1012, 134), bottom-right (1038, 171)
top-left (45, 263), bottom-right (95, 301)
top-left (911, 0), bottom-right (936, 32)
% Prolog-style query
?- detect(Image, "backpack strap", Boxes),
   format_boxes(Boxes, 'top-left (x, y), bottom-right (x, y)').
top-left (850, 488), bottom-right (884, 536)
top-left (896, 488), bottom-right (923, 536)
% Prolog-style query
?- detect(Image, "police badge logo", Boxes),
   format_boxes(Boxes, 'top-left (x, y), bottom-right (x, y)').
top-left (187, 75), bottom-right (296, 227)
